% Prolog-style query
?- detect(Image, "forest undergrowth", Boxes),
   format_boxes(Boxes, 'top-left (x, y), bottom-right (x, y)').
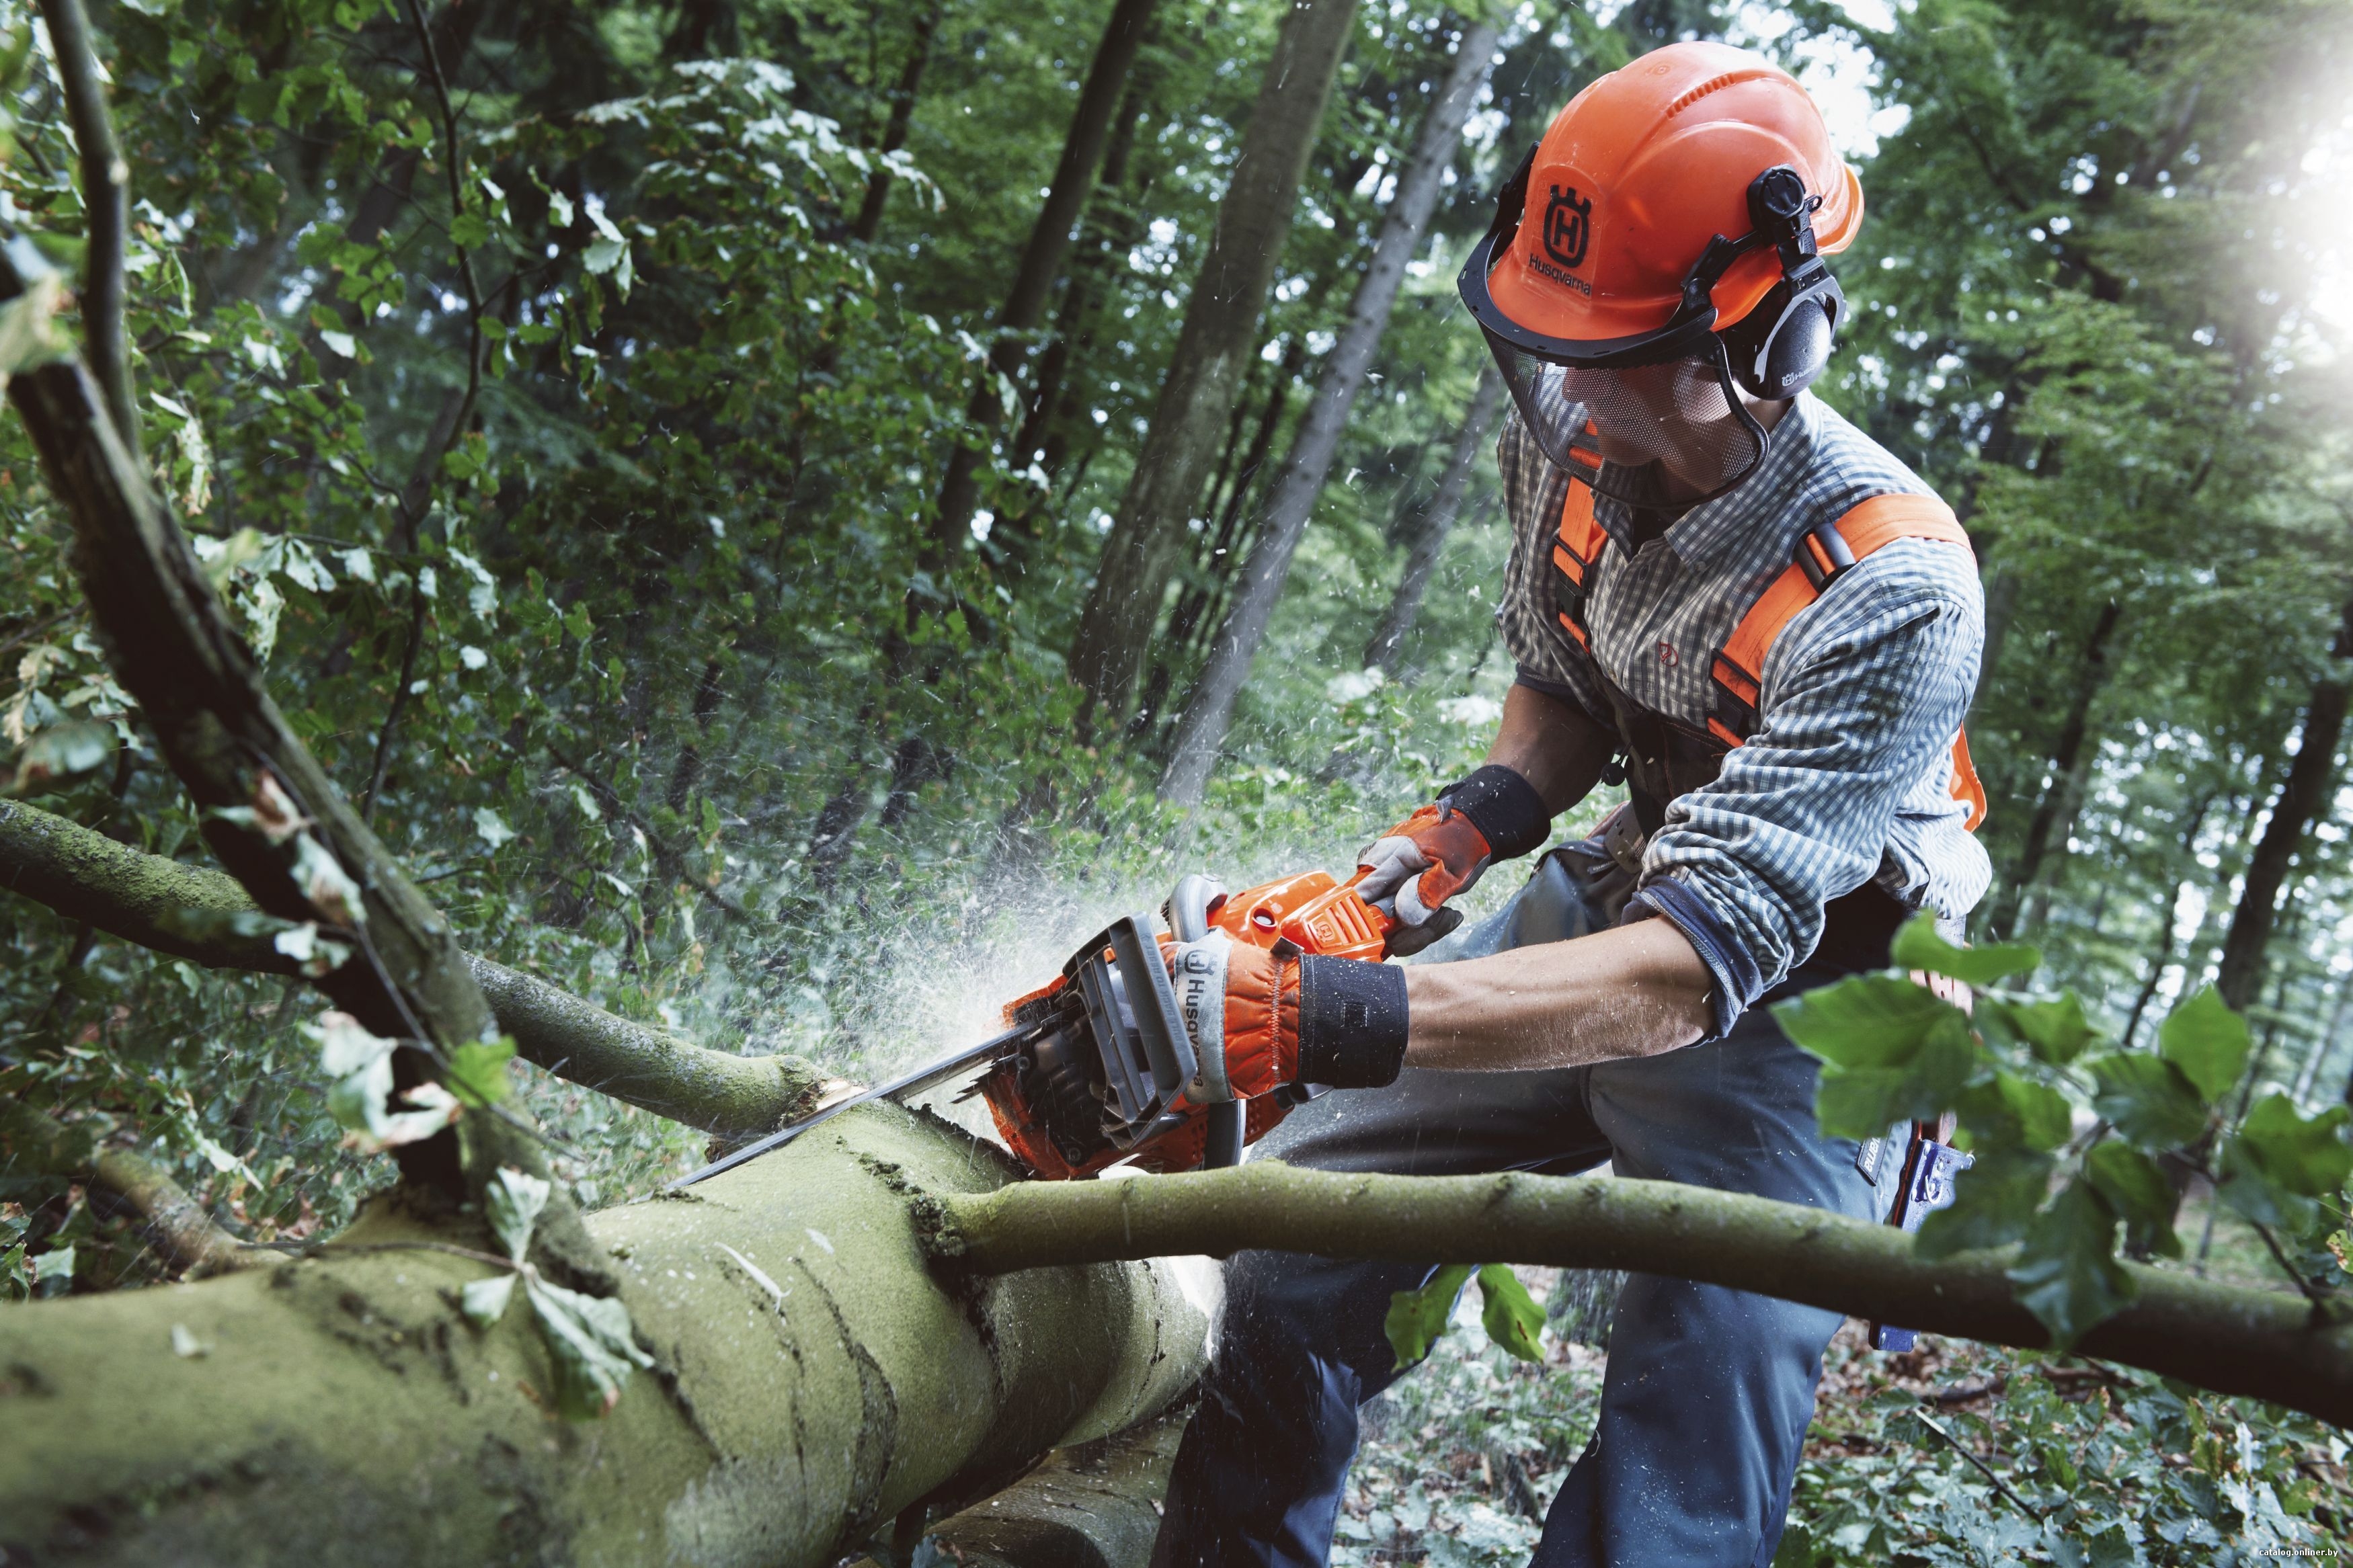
top-left (1339, 1260), bottom-right (2351, 1568)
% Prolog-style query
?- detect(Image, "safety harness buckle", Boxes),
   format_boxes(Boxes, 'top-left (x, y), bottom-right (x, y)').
top-left (1794, 521), bottom-right (1858, 591)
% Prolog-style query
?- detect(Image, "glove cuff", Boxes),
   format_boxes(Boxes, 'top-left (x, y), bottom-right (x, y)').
top-left (1295, 956), bottom-right (1410, 1089)
top-left (1440, 764), bottom-right (1550, 862)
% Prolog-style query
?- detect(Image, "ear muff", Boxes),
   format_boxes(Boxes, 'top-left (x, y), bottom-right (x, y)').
top-left (1723, 267), bottom-right (1843, 399)
top-left (1720, 165), bottom-right (1845, 401)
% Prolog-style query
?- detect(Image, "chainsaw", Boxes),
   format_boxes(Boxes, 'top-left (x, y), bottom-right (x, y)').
top-left (668, 867), bottom-right (1396, 1189)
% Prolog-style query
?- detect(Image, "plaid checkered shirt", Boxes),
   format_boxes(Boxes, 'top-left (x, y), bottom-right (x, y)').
top-left (1494, 385), bottom-right (1992, 1037)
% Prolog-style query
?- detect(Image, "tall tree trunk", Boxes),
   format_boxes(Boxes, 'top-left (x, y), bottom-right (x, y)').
top-left (2294, 975), bottom-right (2350, 1102)
top-left (1987, 599), bottom-right (2120, 940)
top-left (996, 69), bottom-right (1160, 548)
top-left (1064, 0), bottom-right (1361, 733)
top-left (1157, 20), bottom-right (1501, 803)
top-left (1972, 566), bottom-right (2021, 716)
top-left (2119, 792), bottom-right (2215, 1048)
top-left (929, 0), bottom-right (1162, 559)
top-left (850, 0), bottom-right (949, 243)
top-left (1364, 364), bottom-right (1505, 675)
top-left (1132, 336), bottom-right (1306, 739)
top-left (2215, 598), bottom-right (2353, 1009)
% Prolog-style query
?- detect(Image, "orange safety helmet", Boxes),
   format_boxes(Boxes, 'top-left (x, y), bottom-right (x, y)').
top-left (1458, 42), bottom-right (1864, 507)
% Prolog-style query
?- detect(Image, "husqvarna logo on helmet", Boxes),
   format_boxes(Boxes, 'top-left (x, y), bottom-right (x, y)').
top-left (1543, 184), bottom-right (1593, 269)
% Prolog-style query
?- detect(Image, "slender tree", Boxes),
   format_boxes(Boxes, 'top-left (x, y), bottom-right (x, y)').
top-left (928, 0), bottom-right (1163, 560)
top-left (1363, 364), bottom-right (1504, 675)
top-left (1158, 16), bottom-right (1502, 802)
top-left (1064, 0), bottom-right (1363, 733)
top-left (2216, 597), bottom-right (2353, 1010)
top-left (850, 0), bottom-right (951, 243)
top-left (1987, 599), bottom-right (2120, 940)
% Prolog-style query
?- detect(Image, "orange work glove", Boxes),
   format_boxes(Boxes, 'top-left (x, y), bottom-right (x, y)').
top-left (1166, 934), bottom-right (1410, 1102)
top-left (1355, 764), bottom-right (1552, 956)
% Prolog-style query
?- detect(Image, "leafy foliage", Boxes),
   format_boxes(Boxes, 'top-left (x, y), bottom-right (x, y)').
top-left (1782, 916), bottom-right (2353, 1349)
top-left (1384, 1260), bottom-right (1550, 1370)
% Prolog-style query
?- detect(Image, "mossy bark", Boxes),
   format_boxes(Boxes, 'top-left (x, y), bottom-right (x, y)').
top-left (0, 1103), bottom-right (1209, 1567)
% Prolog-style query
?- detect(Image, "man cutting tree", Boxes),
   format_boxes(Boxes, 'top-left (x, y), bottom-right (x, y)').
top-left (1142, 40), bottom-right (1993, 1567)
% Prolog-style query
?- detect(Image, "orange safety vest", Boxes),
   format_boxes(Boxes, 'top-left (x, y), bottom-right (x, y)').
top-left (1550, 464), bottom-right (1988, 831)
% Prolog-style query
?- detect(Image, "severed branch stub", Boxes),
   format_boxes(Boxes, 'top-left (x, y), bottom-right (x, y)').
top-left (927, 1161), bottom-right (2353, 1429)
top-left (0, 1097), bottom-right (250, 1279)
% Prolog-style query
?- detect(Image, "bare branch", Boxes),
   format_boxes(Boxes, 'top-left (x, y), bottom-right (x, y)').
top-left (928, 1162), bottom-right (2353, 1428)
top-left (0, 795), bottom-right (834, 1137)
top-left (36, 0), bottom-right (137, 462)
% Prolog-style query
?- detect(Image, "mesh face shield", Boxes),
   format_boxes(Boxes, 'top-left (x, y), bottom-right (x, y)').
top-left (1486, 335), bottom-right (1771, 511)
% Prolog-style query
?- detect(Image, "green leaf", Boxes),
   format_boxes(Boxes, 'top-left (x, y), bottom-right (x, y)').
top-left (1778, 973), bottom-right (1981, 1139)
top-left (584, 237), bottom-right (627, 276)
top-left (2087, 1053), bottom-right (2210, 1149)
top-left (1916, 1147), bottom-right (2054, 1258)
top-left (460, 1271), bottom-right (516, 1329)
top-left (6, 720), bottom-right (117, 796)
top-left (449, 210), bottom-right (492, 250)
top-left (2005, 1178), bottom-right (2137, 1350)
top-left (2084, 1141), bottom-right (2184, 1259)
top-left (1956, 1071), bottom-right (2075, 1153)
top-left (0, 247), bottom-right (65, 373)
top-left (2157, 987), bottom-right (2251, 1106)
top-left (1888, 912), bottom-right (2039, 985)
top-left (445, 1038), bottom-right (516, 1108)
top-left (1776, 973), bottom-right (1964, 1070)
top-left (524, 1274), bottom-right (654, 1419)
top-left (1981, 993), bottom-right (2097, 1067)
top-left (1475, 1264), bottom-right (1544, 1362)
top-left (30, 1244), bottom-right (75, 1290)
top-left (1384, 1263), bottom-right (1472, 1371)
top-left (2226, 1094), bottom-right (2353, 1206)
top-left (488, 1165), bottom-right (551, 1264)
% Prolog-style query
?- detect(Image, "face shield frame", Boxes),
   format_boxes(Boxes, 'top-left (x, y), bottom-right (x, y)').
top-left (1458, 149), bottom-right (1835, 513)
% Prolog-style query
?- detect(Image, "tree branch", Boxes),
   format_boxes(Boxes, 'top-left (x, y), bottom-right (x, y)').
top-left (926, 1163), bottom-right (2353, 1428)
top-left (36, 0), bottom-right (137, 462)
top-left (0, 796), bottom-right (834, 1137)
top-left (0, 239), bottom-right (604, 1284)
top-left (0, 1097), bottom-right (249, 1279)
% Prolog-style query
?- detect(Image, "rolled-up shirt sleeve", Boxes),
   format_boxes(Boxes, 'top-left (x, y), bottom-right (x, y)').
top-left (1626, 539), bottom-right (1984, 1038)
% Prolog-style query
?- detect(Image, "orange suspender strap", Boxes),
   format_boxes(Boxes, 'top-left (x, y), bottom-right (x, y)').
top-left (1707, 493), bottom-right (1988, 831)
top-left (1549, 438), bottom-right (1608, 649)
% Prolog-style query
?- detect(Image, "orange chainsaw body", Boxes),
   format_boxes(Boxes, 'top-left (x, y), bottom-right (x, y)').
top-left (981, 870), bottom-right (1392, 1178)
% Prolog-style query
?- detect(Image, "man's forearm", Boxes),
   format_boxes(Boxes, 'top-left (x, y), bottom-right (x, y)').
top-left (1485, 683), bottom-right (1614, 817)
top-left (1399, 919), bottom-right (1714, 1071)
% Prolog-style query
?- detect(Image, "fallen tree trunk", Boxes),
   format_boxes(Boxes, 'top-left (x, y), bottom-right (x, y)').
top-left (926, 1161), bottom-right (2353, 1426)
top-left (0, 1101), bottom-right (1210, 1567)
top-left (0, 796), bottom-right (832, 1138)
top-left (852, 1410), bottom-right (1189, 1568)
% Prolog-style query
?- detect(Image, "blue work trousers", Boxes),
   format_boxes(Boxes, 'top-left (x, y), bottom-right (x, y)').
top-left (1148, 849), bottom-right (1892, 1568)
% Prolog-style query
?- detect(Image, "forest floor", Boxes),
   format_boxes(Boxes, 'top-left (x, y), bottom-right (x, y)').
top-left (1332, 1235), bottom-right (2351, 1567)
